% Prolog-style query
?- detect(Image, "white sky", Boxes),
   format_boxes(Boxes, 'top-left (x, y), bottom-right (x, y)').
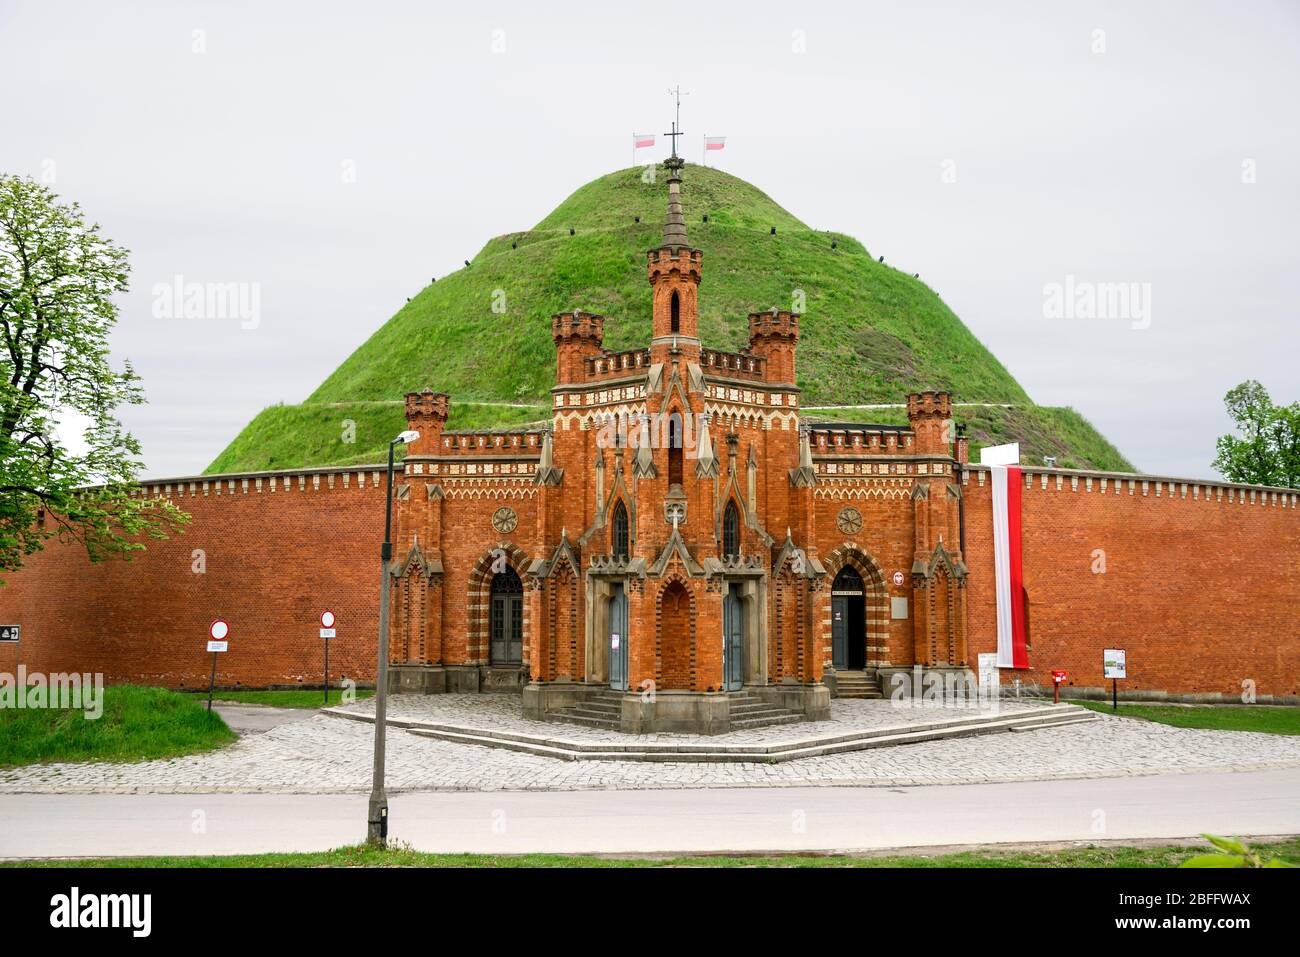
top-left (4, 0), bottom-right (1297, 480)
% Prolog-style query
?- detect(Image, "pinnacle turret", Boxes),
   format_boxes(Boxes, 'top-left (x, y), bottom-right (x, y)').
top-left (662, 156), bottom-right (689, 248)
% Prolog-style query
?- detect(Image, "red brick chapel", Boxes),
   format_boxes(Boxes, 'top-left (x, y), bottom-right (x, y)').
top-left (387, 154), bottom-right (971, 732)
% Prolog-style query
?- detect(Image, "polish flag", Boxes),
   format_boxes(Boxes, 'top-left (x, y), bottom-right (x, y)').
top-left (983, 444), bottom-right (1028, 669)
top-left (704, 136), bottom-right (727, 151)
top-left (633, 133), bottom-right (655, 150)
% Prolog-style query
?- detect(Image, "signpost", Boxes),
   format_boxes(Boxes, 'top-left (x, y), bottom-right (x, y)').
top-left (1103, 648), bottom-right (1126, 711)
top-left (0, 624), bottom-right (19, 643)
top-left (206, 619), bottom-right (229, 712)
top-left (320, 610), bottom-right (337, 704)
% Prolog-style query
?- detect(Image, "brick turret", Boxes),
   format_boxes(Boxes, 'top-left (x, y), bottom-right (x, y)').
top-left (907, 391), bottom-right (954, 455)
top-left (404, 390), bottom-right (449, 456)
top-left (747, 309), bottom-right (799, 385)
top-left (648, 157), bottom-right (702, 363)
top-left (552, 310), bottom-right (605, 383)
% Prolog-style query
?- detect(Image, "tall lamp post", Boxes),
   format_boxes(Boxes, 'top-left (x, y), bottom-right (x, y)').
top-left (367, 429), bottom-right (419, 845)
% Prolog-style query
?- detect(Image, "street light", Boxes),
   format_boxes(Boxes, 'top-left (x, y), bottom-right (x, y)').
top-left (367, 429), bottom-right (419, 845)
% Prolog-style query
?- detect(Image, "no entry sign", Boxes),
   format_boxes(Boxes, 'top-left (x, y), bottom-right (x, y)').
top-left (208, 619), bottom-right (229, 652)
top-left (205, 620), bottom-right (229, 712)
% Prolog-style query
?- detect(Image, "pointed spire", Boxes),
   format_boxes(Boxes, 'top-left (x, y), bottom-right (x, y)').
top-left (662, 156), bottom-right (689, 248)
top-left (695, 414), bottom-right (718, 478)
top-left (535, 428), bottom-right (563, 486)
top-left (789, 425), bottom-right (818, 488)
top-left (632, 414), bottom-right (657, 478)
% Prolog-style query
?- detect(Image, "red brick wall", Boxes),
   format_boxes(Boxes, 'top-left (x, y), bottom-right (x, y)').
top-left (964, 470), bottom-right (1300, 699)
top-left (2, 463), bottom-right (1296, 699)
top-left (0, 472), bottom-right (385, 689)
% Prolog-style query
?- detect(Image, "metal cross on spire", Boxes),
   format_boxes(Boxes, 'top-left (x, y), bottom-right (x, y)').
top-left (665, 85), bottom-right (689, 158)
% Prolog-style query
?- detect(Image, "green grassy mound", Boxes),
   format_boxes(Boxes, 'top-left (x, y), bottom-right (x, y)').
top-left (209, 165), bottom-right (1132, 475)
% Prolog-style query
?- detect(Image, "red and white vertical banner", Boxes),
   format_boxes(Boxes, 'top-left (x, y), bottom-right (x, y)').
top-left (984, 444), bottom-right (1028, 669)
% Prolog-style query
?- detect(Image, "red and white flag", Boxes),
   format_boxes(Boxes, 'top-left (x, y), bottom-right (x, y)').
top-left (983, 444), bottom-right (1028, 669)
top-left (633, 133), bottom-right (655, 150)
top-left (704, 136), bottom-right (726, 151)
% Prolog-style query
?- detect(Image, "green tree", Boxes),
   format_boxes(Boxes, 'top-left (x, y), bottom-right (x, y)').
top-left (0, 174), bottom-right (186, 583)
top-left (1212, 380), bottom-right (1300, 489)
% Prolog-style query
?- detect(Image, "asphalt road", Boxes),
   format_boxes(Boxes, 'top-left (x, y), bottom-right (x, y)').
top-left (2, 768), bottom-right (1296, 859)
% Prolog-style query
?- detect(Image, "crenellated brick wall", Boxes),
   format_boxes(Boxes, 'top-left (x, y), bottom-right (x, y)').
top-left (0, 455), bottom-right (1296, 699)
top-left (0, 467), bottom-right (387, 689)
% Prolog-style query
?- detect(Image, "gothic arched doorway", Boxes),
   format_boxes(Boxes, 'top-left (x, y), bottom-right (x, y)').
top-left (831, 566), bottom-right (866, 670)
top-left (489, 566), bottom-right (523, 665)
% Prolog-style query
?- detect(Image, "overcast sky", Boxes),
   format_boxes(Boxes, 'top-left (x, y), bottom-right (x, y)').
top-left (3, 0), bottom-right (1296, 480)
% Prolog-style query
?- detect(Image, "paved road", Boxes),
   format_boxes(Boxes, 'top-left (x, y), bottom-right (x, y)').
top-left (212, 703), bottom-right (315, 734)
top-left (2, 768), bottom-right (1296, 858)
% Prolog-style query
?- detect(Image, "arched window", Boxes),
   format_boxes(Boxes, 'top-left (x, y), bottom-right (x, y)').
top-left (723, 500), bottom-right (740, 558)
top-left (667, 412), bottom-right (683, 487)
top-left (612, 499), bottom-right (629, 560)
top-left (670, 290), bottom-right (681, 333)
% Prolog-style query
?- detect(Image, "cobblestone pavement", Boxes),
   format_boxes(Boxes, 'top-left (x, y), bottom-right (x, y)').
top-left (2, 697), bottom-right (1297, 794)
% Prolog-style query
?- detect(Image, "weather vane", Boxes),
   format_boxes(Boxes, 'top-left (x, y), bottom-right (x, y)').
top-left (666, 85), bottom-right (689, 158)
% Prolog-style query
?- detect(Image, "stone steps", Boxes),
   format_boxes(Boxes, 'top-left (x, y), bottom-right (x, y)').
top-left (731, 714), bottom-right (804, 730)
top-left (833, 671), bottom-right (884, 699)
top-left (546, 689), bottom-right (807, 733)
top-left (323, 703), bottom-right (1097, 763)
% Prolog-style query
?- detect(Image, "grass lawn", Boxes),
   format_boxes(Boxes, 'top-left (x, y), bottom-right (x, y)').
top-left (1076, 701), bottom-right (1300, 735)
top-left (8, 836), bottom-right (1298, 869)
top-left (201, 689), bottom-right (374, 709)
top-left (0, 685), bottom-right (236, 767)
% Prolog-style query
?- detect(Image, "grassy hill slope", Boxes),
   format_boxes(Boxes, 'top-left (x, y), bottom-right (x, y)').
top-left (208, 165), bottom-right (1131, 475)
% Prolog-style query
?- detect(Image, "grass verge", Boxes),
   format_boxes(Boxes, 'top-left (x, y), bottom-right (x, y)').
top-left (0, 686), bottom-right (236, 767)
top-left (204, 689), bottom-right (374, 709)
top-left (7, 836), bottom-right (1298, 869)
top-left (1076, 701), bottom-right (1300, 735)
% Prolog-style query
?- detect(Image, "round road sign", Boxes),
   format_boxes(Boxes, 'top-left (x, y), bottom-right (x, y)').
top-left (321, 610), bottom-right (336, 629)
top-left (209, 619), bottom-right (229, 641)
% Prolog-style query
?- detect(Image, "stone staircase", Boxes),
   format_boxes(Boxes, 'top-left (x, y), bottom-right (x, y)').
top-left (728, 691), bottom-right (806, 730)
top-left (832, 670), bottom-right (883, 699)
top-left (547, 690), bottom-right (624, 731)
top-left (322, 701), bottom-right (1099, 763)
top-left (547, 688), bottom-right (805, 733)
